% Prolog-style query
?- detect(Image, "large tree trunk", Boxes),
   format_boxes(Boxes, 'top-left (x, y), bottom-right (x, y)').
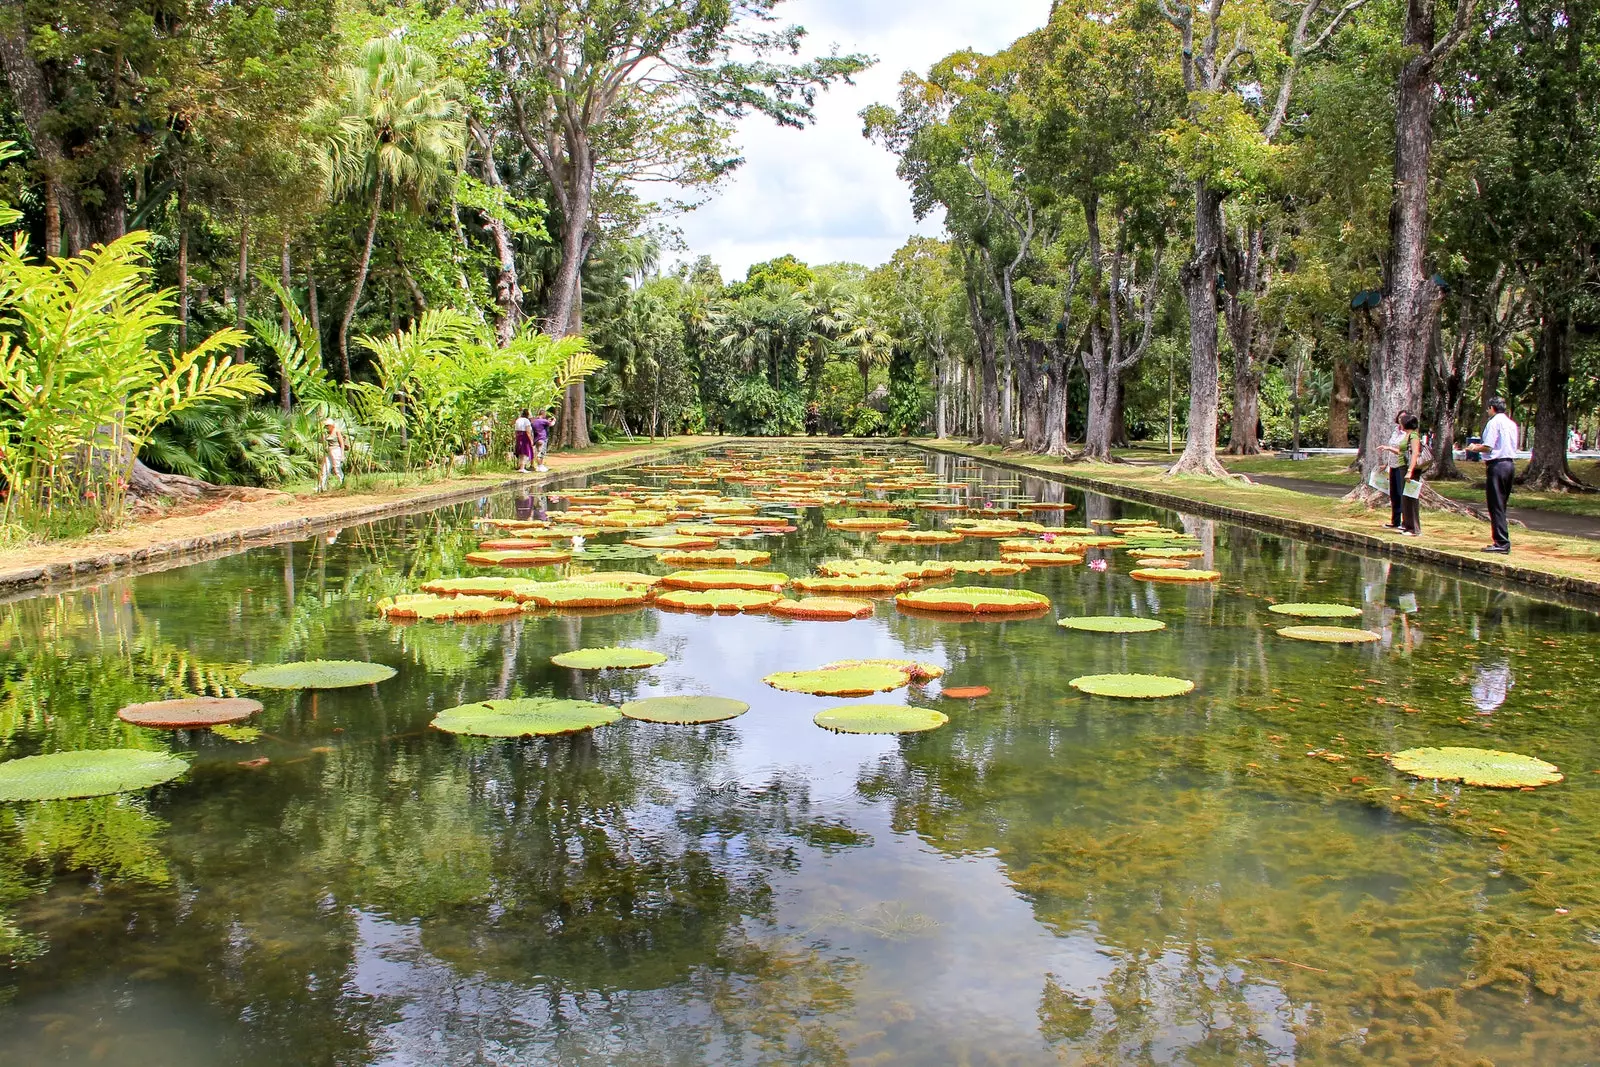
top-left (1044, 348), bottom-right (1072, 456)
top-left (1329, 352), bottom-right (1353, 447)
top-left (338, 184), bottom-right (382, 382)
top-left (1169, 181), bottom-right (1231, 476)
top-left (1429, 308), bottom-right (1473, 480)
top-left (1224, 223), bottom-right (1276, 455)
top-left (964, 270), bottom-right (1003, 446)
top-left (1523, 309), bottom-right (1589, 490)
top-left (559, 281), bottom-right (592, 448)
top-left (1020, 342), bottom-right (1050, 453)
top-left (470, 120), bottom-right (524, 345)
top-left (1084, 363), bottom-right (1118, 461)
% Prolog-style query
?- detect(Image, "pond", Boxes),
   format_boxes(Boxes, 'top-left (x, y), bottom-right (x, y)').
top-left (1, 444), bottom-right (1598, 1066)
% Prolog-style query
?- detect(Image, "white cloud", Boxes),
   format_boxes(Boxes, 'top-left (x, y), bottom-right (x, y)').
top-left (662, 0), bottom-right (1054, 281)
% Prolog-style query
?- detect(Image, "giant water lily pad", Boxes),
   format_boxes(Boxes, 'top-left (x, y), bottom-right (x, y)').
top-left (240, 660), bottom-right (396, 689)
top-left (1131, 547), bottom-right (1204, 559)
top-left (1058, 616), bottom-right (1166, 634)
top-left (827, 517), bottom-right (911, 532)
top-left (378, 594), bottom-right (524, 621)
top-left (793, 574), bottom-right (911, 595)
top-left (570, 543), bottom-right (659, 561)
top-left (568, 570), bottom-right (661, 588)
top-left (814, 704), bottom-right (948, 735)
top-left (419, 576), bottom-right (542, 600)
top-left (551, 647), bottom-right (668, 670)
top-left (620, 696), bottom-right (749, 724)
top-left (822, 657), bottom-right (944, 682)
top-left (660, 569), bottom-right (789, 591)
top-left (1277, 625), bottom-right (1381, 644)
top-left (118, 697), bottom-right (262, 729)
top-left (947, 561), bottom-right (1030, 576)
top-left (626, 534), bottom-right (719, 550)
top-left (999, 551), bottom-right (1084, 567)
top-left (1069, 673), bottom-right (1195, 699)
top-left (763, 665), bottom-right (911, 697)
top-left (0, 749), bottom-right (188, 801)
top-left (1268, 603), bottom-right (1363, 619)
top-left (768, 597), bottom-right (875, 620)
top-left (520, 582), bottom-right (651, 609)
top-left (895, 588), bottom-right (1050, 615)
top-left (655, 588), bottom-right (783, 613)
top-left (464, 548), bottom-right (573, 567)
top-left (1389, 747), bottom-right (1563, 789)
top-left (658, 548), bottom-right (773, 567)
top-left (877, 529), bottom-right (964, 544)
top-left (431, 698), bottom-right (621, 737)
top-left (1131, 568), bottom-right (1220, 583)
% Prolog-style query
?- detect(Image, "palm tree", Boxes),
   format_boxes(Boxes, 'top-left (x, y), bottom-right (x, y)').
top-left (839, 290), bottom-right (893, 403)
top-left (313, 38), bottom-right (465, 381)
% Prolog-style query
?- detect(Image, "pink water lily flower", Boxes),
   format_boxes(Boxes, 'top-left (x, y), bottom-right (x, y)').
top-left (1089, 558), bottom-right (1108, 572)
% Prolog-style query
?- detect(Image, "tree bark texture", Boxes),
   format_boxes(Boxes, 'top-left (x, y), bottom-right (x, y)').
top-left (1224, 223), bottom-right (1280, 455)
top-left (1522, 309), bottom-right (1589, 490)
top-left (279, 236), bottom-right (294, 412)
top-left (1169, 181), bottom-right (1230, 476)
top-left (1329, 352), bottom-right (1353, 447)
top-left (338, 184), bottom-right (382, 382)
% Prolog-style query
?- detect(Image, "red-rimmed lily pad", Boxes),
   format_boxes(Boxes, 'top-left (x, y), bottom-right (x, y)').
top-left (419, 576), bottom-right (542, 599)
top-left (117, 697), bottom-right (263, 729)
top-left (464, 548), bottom-right (573, 567)
top-left (377, 594), bottom-right (524, 621)
top-left (894, 587), bottom-right (1050, 615)
top-left (659, 569), bottom-right (789, 592)
top-left (768, 597), bottom-right (875, 620)
top-left (876, 529), bottom-right (964, 544)
top-left (827, 516), bottom-right (912, 532)
top-left (520, 582), bottom-right (652, 610)
top-left (821, 658), bottom-right (944, 682)
top-left (654, 588), bottom-right (783, 613)
top-left (946, 560), bottom-right (1030, 576)
top-left (1130, 568), bottom-right (1221, 583)
top-left (625, 534), bottom-right (719, 550)
top-left (657, 548), bottom-right (773, 567)
top-left (793, 574), bottom-right (912, 595)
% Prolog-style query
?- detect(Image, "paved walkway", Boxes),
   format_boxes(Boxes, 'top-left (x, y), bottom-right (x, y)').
top-left (1248, 474), bottom-right (1600, 541)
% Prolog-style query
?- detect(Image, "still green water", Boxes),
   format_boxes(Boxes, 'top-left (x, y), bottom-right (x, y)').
top-left (1, 446), bottom-right (1598, 1066)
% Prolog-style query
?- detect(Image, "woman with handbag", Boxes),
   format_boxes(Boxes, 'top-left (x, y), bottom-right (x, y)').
top-left (1399, 413), bottom-right (1423, 536)
top-left (1376, 411), bottom-right (1411, 529)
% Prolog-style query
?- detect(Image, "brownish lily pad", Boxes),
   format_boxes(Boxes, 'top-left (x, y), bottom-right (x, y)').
top-left (118, 697), bottom-right (263, 729)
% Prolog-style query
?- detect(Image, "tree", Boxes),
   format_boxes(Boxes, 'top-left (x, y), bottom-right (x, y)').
top-left (313, 37), bottom-right (466, 381)
top-left (487, 0), bottom-right (869, 448)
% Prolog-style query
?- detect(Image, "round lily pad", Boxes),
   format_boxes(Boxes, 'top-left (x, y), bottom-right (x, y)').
top-left (551, 647), bottom-right (668, 670)
top-left (570, 543), bottom-right (658, 561)
top-left (1130, 569), bottom-right (1220, 582)
top-left (620, 696), bottom-right (749, 724)
top-left (432, 698), bottom-right (620, 737)
top-left (1388, 747), bottom-right (1563, 789)
top-left (794, 575), bottom-right (911, 595)
top-left (117, 697), bottom-right (263, 729)
top-left (999, 551), bottom-right (1084, 566)
top-left (1131, 547), bottom-right (1204, 559)
top-left (1058, 616), bottom-right (1167, 634)
top-left (821, 658), bottom-right (944, 682)
top-left (814, 704), bottom-right (948, 735)
top-left (877, 529), bottom-right (964, 544)
top-left (464, 548), bottom-right (573, 567)
top-left (658, 548), bottom-right (772, 567)
top-left (240, 660), bottom-right (396, 689)
top-left (769, 597), bottom-right (875, 620)
top-left (419, 576), bottom-right (542, 599)
top-left (0, 749), bottom-right (188, 802)
top-left (520, 581), bottom-right (651, 609)
top-left (1268, 603), bottom-right (1363, 619)
top-left (568, 570), bottom-right (661, 588)
top-left (895, 588), bottom-right (1051, 615)
top-left (763, 665), bottom-right (912, 697)
top-left (947, 561), bottom-right (1030, 576)
top-left (941, 685), bottom-right (991, 699)
top-left (827, 517), bottom-right (911, 532)
top-left (626, 534), bottom-right (719, 550)
top-left (1069, 673), bottom-right (1195, 699)
top-left (654, 588), bottom-right (783, 613)
top-left (1134, 558), bottom-right (1190, 569)
top-left (1277, 625), bottom-right (1381, 644)
top-left (378, 594), bottom-right (524, 621)
top-left (659, 569), bottom-right (789, 591)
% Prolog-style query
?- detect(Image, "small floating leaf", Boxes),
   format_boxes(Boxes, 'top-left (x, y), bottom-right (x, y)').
top-left (1389, 747), bottom-right (1563, 789)
top-left (210, 725), bottom-right (263, 743)
top-left (941, 685), bottom-right (991, 699)
top-left (118, 697), bottom-right (262, 728)
top-left (814, 704), bottom-right (948, 735)
top-left (1277, 625), bottom-right (1381, 644)
top-left (240, 660), bottom-right (396, 689)
top-left (431, 698), bottom-right (620, 737)
top-left (551, 647), bottom-right (668, 670)
top-left (620, 696), bottom-right (750, 724)
top-left (1069, 673), bottom-right (1195, 699)
top-left (0, 749), bottom-right (188, 801)
top-left (1268, 603), bottom-right (1364, 619)
top-left (1058, 616), bottom-right (1166, 634)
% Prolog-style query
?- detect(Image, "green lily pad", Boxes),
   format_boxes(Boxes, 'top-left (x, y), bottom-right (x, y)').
top-left (419, 576), bottom-right (542, 599)
top-left (1277, 625), bottom-right (1381, 644)
top-left (1389, 747), bottom-right (1563, 789)
top-left (620, 696), bottom-right (750, 724)
top-left (1058, 616), bottom-right (1167, 634)
top-left (763, 665), bottom-right (912, 697)
top-left (431, 698), bottom-right (621, 737)
top-left (551, 647), bottom-right (668, 670)
top-left (378, 594), bottom-right (524, 621)
top-left (0, 749), bottom-right (188, 802)
top-left (659, 569), bottom-right (789, 591)
top-left (240, 660), bottom-right (396, 689)
top-left (655, 588), bottom-right (783, 613)
top-left (1069, 673), bottom-right (1195, 699)
top-left (1268, 603), bottom-right (1364, 619)
top-left (814, 704), bottom-right (949, 735)
top-left (895, 587), bottom-right (1051, 615)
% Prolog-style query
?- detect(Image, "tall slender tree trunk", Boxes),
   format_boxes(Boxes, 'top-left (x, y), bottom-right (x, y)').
top-left (338, 184), bottom-right (382, 383)
top-left (307, 266), bottom-right (321, 359)
top-left (43, 174), bottom-right (60, 258)
top-left (176, 173), bottom-right (189, 352)
top-left (934, 349), bottom-right (949, 439)
top-left (1329, 351), bottom-right (1353, 447)
top-left (235, 214), bottom-right (249, 363)
top-left (1523, 308), bottom-right (1587, 490)
top-left (1169, 181), bottom-right (1230, 476)
top-left (279, 235), bottom-right (294, 413)
top-left (1044, 348), bottom-right (1072, 456)
top-left (471, 121), bottom-right (525, 346)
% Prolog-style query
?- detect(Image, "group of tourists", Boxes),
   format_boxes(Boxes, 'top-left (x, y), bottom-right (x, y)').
top-left (314, 407), bottom-right (558, 492)
top-left (1378, 399), bottom-right (1519, 554)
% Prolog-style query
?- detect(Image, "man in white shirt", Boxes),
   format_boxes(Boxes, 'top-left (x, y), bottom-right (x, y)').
top-left (1466, 398), bottom-right (1518, 553)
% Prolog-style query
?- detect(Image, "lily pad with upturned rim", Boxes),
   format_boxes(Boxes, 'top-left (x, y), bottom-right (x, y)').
top-left (814, 704), bottom-right (948, 735)
top-left (464, 548), bottom-right (574, 567)
top-left (659, 569), bottom-right (789, 592)
top-left (551, 647), bottom-right (668, 670)
top-left (1058, 616), bottom-right (1167, 634)
top-left (1276, 625), bottom-right (1381, 644)
top-left (431, 698), bottom-right (621, 737)
top-left (620, 696), bottom-right (750, 724)
top-left (1130, 568), bottom-right (1221, 583)
top-left (377, 594), bottom-right (525, 621)
top-left (1069, 673), bottom-right (1195, 699)
top-left (520, 582), bottom-right (652, 610)
top-left (894, 587), bottom-right (1051, 615)
top-left (768, 597), bottom-right (875, 620)
top-left (1388, 746), bottom-right (1563, 788)
top-left (821, 658), bottom-right (944, 682)
top-left (240, 660), bottom-right (396, 689)
top-left (1268, 603), bottom-right (1364, 619)
top-left (657, 548), bottom-right (772, 567)
top-left (655, 588), bottom-right (783, 613)
top-left (0, 749), bottom-right (189, 801)
top-left (118, 697), bottom-right (263, 729)
top-left (763, 665), bottom-right (911, 697)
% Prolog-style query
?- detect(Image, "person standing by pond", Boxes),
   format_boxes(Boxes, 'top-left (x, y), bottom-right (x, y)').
top-left (1398, 413), bottom-right (1422, 537)
top-left (513, 410), bottom-right (534, 473)
top-left (1466, 398), bottom-right (1518, 553)
top-left (1376, 410), bottom-right (1411, 530)
top-left (531, 409), bottom-right (555, 473)
top-left (318, 418), bottom-right (348, 492)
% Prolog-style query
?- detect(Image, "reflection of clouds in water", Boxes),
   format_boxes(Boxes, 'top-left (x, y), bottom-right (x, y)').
top-left (1472, 660), bottom-right (1514, 713)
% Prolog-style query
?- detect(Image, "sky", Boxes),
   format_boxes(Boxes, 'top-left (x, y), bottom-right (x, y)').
top-left (664, 0), bottom-right (1055, 282)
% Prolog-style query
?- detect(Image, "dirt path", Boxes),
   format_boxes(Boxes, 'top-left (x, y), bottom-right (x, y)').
top-left (1246, 474), bottom-right (1600, 540)
top-left (0, 438), bottom-right (716, 596)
